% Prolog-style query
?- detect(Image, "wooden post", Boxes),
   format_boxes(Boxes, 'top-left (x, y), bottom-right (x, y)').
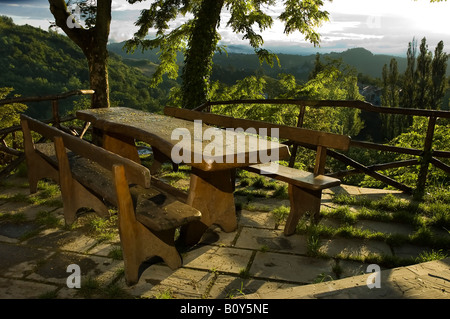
top-left (289, 105), bottom-right (306, 168)
top-left (415, 116), bottom-right (437, 200)
top-left (51, 99), bottom-right (61, 128)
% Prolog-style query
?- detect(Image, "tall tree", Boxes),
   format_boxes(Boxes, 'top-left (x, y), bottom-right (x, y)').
top-left (48, 0), bottom-right (111, 108)
top-left (401, 37), bottom-right (417, 109)
top-left (381, 58), bottom-right (408, 140)
top-left (126, 0), bottom-right (331, 109)
top-left (430, 40), bottom-right (448, 110)
top-left (415, 37), bottom-right (433, 109)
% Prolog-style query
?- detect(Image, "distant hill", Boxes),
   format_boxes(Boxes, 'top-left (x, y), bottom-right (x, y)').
top-left (0, 16), bottom-right (174, 119)
top-left (108, 42), bottom-right (412, 83)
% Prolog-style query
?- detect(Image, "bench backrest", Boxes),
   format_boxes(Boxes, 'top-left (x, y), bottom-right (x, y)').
top-left (164, 106), bottom-right (351, 151)
top-left (164, 106), bottom-right (351, 175)
top-left (20, 114), bottom-right (151, 188)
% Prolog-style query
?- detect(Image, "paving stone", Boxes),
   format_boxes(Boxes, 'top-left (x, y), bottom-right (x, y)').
top-left (246, 198), bottom-right (290, 211)
top-left (0, 221), bottom-right (41, 240)
top-left (183, 246), bottom-right (253, 274)
top-left (0, 201), bottom-right (31, 215)
top-left (0, 277), bottom-right (59, 299)
top-left (319, 238), bottom-right (392, 258)
top-left (0, 235), bottom-right (19, 244)
top-left (123, 264), bottom-right (214, 299)
top-left (27, 251), bottom-right (121, 286)
top-left (238, 209), bottom-right (277, 229)
top-left (58, 234), bottom-right (98, 253)
top-left (355, 220), bottom-right (415, 237)
top-left (235, 227), bottom-right (308, 255)
top-left (392, 244), bottom-right (435, 259)
top-left (244, 258), bottom-right (450, 299)
top-left (250, 252), bottom-right (335, 284)
top-left (208, 274), bottom-right (298, 299)
top-left (87, 242), bottom-right (121, 257)
top-left (24, 228), bottom-right (85, 249)
top-left (336, 259), bottom-right (373, 279)
top-left (0, 242), bottom-right (53, 278)
top-left (198, 225), bottom-right (238, 247)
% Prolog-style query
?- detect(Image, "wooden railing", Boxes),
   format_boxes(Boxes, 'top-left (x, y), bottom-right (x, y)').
top-left (2, 94), bottom-right (449, 199)
top-left (196, 99), bottom-right (450, 198)
top-left (0, 90), bottom-right (94, 178)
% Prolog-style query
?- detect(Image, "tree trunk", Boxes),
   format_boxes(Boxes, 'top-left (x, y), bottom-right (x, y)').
top-left (86, 38), bottom-right (110, 108)
top-left (48, 0), bottom-right (111, 109)
top-left (181, 0), bottom-right (225, 109)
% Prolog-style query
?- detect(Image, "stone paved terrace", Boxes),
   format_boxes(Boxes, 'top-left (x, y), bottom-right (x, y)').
top-left (0, 175), bottom-right (449, 300)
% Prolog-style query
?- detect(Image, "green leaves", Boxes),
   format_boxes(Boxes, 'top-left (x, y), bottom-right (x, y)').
top-left (126, 0), bottom-right (332, 108)
top-left (279, 0), bottom-right (330, 46)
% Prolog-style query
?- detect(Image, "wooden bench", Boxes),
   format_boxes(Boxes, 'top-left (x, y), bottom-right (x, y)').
top-left (163, 106), bottom-right (351, 236)
top-left (20, 114), bottom-right (201, 285)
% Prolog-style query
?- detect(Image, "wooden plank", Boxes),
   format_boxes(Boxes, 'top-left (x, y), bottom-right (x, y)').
top-left (327, 149), bottom-right (413, 193)
top-left (133, 185), bottom-right (201, 231)
top-left (327, 159), bottom-right (420, 178)
top-left (246, 163), bottom-right (341, 190)
top-left (198, 99), bottom-right (450, 118)
top-left (164, 106), bottom-right (351, 151)
top-left (350, 140), bottom-right (423, 156)
top-left (112, 164), bottom-right (184, 286)
top-left (21, 114), bottom-right (150, 188)
top-left (0, 89), bottom-right (94, 106)
top-left (77, 107), bottom-right (291, 171)
top-left (430, 157), bottom-right (450, 174)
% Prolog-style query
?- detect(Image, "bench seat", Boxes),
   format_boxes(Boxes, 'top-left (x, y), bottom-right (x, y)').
top-left (246, 163), bottom-right (341, 191)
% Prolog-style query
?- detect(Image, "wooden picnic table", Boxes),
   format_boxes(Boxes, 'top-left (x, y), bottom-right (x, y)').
top-left (76, 107), bottom-right (290, 244)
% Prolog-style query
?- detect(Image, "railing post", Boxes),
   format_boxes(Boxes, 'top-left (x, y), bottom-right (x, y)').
top-left (288, 105), bottom-right (306, 168)
top-left (52, 99), bottom-right (61, 128)
top-left (415, 116), bottom-right (437, 200)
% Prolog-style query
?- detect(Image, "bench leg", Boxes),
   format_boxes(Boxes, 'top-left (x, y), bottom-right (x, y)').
top-left (180, 168), bottom-right (237, 246)
top-left (284, 185), bottom-right (322, 236)
top-left (26, 154), bottom-right (59, 194)
top-left (113, 165), bottom-right (182, 286)
top-left (60, 179), bottom-right (110, 225)
top-left (21, 119), bottom-right (59, 193)
top-left (54, 136), bottom-right (109, 225)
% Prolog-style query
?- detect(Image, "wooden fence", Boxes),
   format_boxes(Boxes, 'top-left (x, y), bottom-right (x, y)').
top-left (196, 99), bottom-right (450, 198)
top-left (1, 93), bottom-right (449, 199)
top-left (0, 89), bottom-right (94, 178)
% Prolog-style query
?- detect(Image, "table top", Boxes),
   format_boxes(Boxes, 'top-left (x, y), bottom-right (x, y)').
top-left (77, 107), bottom-right (290, 171)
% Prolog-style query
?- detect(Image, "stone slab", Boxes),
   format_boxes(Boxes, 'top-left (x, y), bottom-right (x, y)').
top-left (355, 220), bottom-right (415, 237)
top-left (250, 252), bottom-right (336, 284)
top-left (238, 209), bottom-right (277, 229)
top-left (0, 277), bottom-right (58, 299)
top-left (27, 251), bottom-right (121, 286)
top-left (243, 258), bottom-right (450, 299)
top-left (197, 225), bottom-right (238, 247)
top-left (208, 274), bottom-right (298, 299)
top-left (235, 227), bottom-right (308, 255)
top-left (0, 242), bottom-right (54, 278)
top-left (319, 237), bottom-right (392, 258)
top-left (183, 246), bottom-right (253, 275)
top-left (122, 264), bottom-right (214, 299)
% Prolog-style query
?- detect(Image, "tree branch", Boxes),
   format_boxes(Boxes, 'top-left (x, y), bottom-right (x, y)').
top-left (48, 0), bottom-right (88, 50)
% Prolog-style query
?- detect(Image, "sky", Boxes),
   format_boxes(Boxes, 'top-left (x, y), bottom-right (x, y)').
top-left (0, 0), bottom-right (450, 56)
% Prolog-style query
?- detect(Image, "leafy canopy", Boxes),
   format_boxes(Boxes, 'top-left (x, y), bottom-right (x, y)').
top-left (125, 0), bottom-right (332, 89)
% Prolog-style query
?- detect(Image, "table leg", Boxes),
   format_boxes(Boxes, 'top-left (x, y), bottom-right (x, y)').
top-left (103, 132), bottom-right (141, 164)
top-left (180, 167), bottom-right (237, 245)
